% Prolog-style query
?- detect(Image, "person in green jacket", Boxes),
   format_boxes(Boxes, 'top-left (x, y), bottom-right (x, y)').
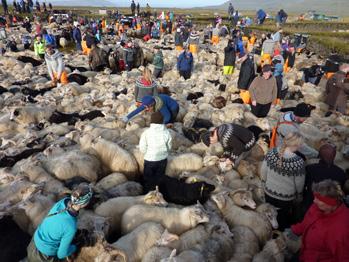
top-left (34, 34), bottom-right (46, 59)
top-left (152, 47), bottom-right (164, 79)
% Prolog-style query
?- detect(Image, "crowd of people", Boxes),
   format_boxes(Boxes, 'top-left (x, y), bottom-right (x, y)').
top-left (0, 1), bottom-right (348, 261)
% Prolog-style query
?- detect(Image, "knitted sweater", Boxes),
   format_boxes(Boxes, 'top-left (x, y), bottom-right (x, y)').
top-left (134, 77), bottom-right (158, 103)
top-left (216, 123), bottom-right (256, 162)
top-left (261, 148), bottom-right (305, 201)
top-left (249, 76), bottom-right (278, 105)
top-left (34, 198), bottom-right (77, 259)
top-left (139, 124), bottom-right (172, 161)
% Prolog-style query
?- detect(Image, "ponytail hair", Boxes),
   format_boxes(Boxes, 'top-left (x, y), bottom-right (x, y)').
top-left (277, 132), bottom-right (303, 167)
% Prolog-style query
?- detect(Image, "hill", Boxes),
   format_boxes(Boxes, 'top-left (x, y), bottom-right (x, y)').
top-left (48, 0), bottom-right (115, 7)
top-left (205, 0), bottom-right (349, 16)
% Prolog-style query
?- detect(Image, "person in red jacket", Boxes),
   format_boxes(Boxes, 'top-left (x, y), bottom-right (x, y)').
top-left (289, 179), bottom-right (349, 262)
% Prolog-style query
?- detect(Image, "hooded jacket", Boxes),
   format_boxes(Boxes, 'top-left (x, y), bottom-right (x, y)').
top-left (237, 56), bottom-right (255, 90)
top-left (292, 204), bottom-right (349, 262)
top-left (34, 198), bottom-right (77, 259)
top-left (139, 123), bottom-right (172, 161)
top-left (45, 50), bottom-right (64, 79)
top-left (153, 51), bottom-right (164, 70)
top-left (177, 51), bottom-right (194, 72)
top-left (187, 33), bottom-right (200, 45)
top-left (224, 43), bottom-right (236, 66)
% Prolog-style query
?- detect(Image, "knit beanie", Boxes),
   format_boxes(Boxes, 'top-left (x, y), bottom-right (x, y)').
top-left (319, 143), bottom-right (336, 165)
top-left (201, 131), bottom-right (211, 147)
top-left (151, 111), bottom-right (163, 124)
top-left (142, 96), bottom-right (156, 107)
top-left (294, 102), bottom-right (312, 117)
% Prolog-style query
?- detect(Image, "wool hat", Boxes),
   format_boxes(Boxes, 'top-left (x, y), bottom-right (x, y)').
top-left (71, 185), bottom-right (93, 206)
top-left (201, 131), bottom-right (211, 147)
top-left (141, 96), bottom-right (156, 107)
top-left (262, 64), bottom-right (272, 72)
top-left (319, 143), bottom-right (336, 165)
top-left (151, 111), bottom-right (163, 124)
top-left (294, 102), bottom-right (312, 117)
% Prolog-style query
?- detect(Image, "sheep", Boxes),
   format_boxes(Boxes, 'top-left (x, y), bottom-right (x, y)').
top-left (252, 232), bottom-right (286, 262)
top-left (166, 153), bottom-right (203, 177)
top-left (42, 150), bottom-right (103, 182)
top-left (160, 249), bottom-right (205, 262)
top-left (90, 137), bottom-right (139, 180)
top-left (112, 222), bottom-right (179, 262)
top-left (142, 247), bottom-right (173, 262)
top-left (77, 210), bottom-right (111, 238)
top-left (95, 173), bottom-right (128, 192)
top-left (106, 181), bottom-right (143, 198)
top-left (212, 190), bottom-right (274, 245)
top-left (10, 105), bottom-right (54, 125)
top-left (121, 202), bottom-right (209, 235)
top-left (229, 226), bottom-right (260, 262)
top-left (95, 188), bottom-right (167, 235)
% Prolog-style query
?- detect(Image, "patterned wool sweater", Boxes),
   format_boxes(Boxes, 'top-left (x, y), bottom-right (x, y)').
top-left (261, 148), bottom-right (305, 201)
top-left (216, 123), bottom-right (256, 162)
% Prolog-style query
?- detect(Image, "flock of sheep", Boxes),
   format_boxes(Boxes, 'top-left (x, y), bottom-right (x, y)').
top-left (0, 26), bottom-right (349, 262)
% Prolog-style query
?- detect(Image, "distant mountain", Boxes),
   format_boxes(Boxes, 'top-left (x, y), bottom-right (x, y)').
top-left (205, 0), bottom-right (349, 16)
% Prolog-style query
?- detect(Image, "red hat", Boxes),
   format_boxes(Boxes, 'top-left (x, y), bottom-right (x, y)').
top-left (313, 192), bottom-right (339, 206)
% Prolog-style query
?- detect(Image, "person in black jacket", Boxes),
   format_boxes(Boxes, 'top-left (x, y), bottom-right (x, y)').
top-left (237, 53), bottom-right (255, 104)
top-left (303, 143), bottom-right (348, 214)
top-left (223, 39), bottom-right (236, 75)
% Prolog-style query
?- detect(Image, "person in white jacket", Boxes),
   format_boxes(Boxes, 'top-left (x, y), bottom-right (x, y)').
top-left (139, 111), bottom-right (172, 193)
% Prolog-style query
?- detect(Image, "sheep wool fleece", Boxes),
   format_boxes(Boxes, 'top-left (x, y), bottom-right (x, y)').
top-left (33, 198), bottom-right (77, 259)
top-left (216, 123), bottom-right (256, 161)
top-left (261, 148), bottom-right (305, 201)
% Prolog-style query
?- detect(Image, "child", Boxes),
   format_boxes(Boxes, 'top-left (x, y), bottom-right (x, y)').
top-left (139, 112), bottom-right (172, 193)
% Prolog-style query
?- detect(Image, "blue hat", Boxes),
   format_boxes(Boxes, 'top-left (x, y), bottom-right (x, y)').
top-left (142, 96), bottom-right (156, 107)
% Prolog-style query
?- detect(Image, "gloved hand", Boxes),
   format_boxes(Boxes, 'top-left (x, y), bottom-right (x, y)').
top-left (120, 116), bottom-right (129, 123)
top-left (284, 228), bottom-right (299, 241)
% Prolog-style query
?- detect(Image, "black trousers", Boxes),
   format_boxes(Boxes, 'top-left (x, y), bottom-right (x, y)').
top-left (265, 194), bottom-right (293, 231)
top-left (143, 159), bottom-right (167, 193)
top-left (251, 103), bottom-right (272, 118)
top-left (179, 70), bottom-right (191, 80)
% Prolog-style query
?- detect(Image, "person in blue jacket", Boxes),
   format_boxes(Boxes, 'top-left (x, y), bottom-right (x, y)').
top-left (72, 23), bottom-right (82, 51)
top-left (122, 94), bottom-right (179, 126)
top-left (177, 46), bottom-right (194, 80)
top-left (27, 184), bottom-right (93, 262)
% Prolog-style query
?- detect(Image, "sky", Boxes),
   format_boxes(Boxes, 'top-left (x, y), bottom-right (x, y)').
top-left (113, 0), bottom-right (228, 8)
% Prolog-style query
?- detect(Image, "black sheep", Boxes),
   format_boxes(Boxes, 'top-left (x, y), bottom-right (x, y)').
top-left (17, 56), bottom-right (43, 67)
top-left (0, 216), bottom-right (31, 262)
top-left (67, 73), bottom-right (89, 85)
top-left (0, 144), bottom-right (46, 167)
top-left (79, 110), bottom-right (105, 121)
top-left (66, 65), bottom-right (88, 73)
top-left (157, 175), bottom-right (215, 205)
top-left (21, 86), bottom-right (54, 97)
top-left (49, 110), bottom-right (105, 125)
top-left (0, 86), bottom-right (8, 95)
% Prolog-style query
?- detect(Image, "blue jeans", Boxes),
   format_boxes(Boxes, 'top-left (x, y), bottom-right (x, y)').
top-left (76, 41), bottom-right (82, 51)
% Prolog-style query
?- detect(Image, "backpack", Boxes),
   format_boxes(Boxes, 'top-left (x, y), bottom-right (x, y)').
top-left (46, 34), bottom-right (56, 47)
top-left (269, 121), bottom-right (294, 149)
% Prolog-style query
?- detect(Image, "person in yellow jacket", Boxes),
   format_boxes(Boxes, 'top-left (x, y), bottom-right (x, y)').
top-left (34, 34), bottom-right (46, 59)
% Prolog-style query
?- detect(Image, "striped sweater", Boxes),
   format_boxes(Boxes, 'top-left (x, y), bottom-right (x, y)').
top-left (216, 123), bottom-right (256, 162)
top-left (134, 77), bottom-right (158, 103)
top-left (261, 148), bottom-right (305, 201)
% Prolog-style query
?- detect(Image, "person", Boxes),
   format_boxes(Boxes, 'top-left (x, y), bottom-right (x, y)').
top-left (288, 180), bottom-right (349, 262)
top-left (133, 41), bottom-right (144, 68)
top-left (276, 9), bottom-right (288, 28)
top-left (72, 22), bottom-right (82, 51)
top-left (48, 2), bottom-right (52, 11)
top-left (187, 31), bottom-right (200, 55)
top-left (2, 0), bottom-right (8, 14)
top-left (249, 64), bottom-right (277, 118)
top-left (237, 53), bottom-right (256, 104)
top-left (27, 184), bottom-right (93, 262)
top-left (270, 102), bottom-right (318, 159)
top-left (45, 45), bottom-right (68, 86)
top-left (211, 25), bottom-right (220, 45)
top-left (303, 143), bottom-right (347, 212)
top-left (228, 2), bottom-right (234, 18)
top-left (123, 94), bottom-right (179, 125)
top-left (34, 34), bottom-right (45, 59)
top-left (35, 0), bottom-right (40, 12)
top-left (256, 9), bottom-right (266, 25)
top-left (152, 47), bottom-right (164, 79)
top-left (274, 63), bottom-right (288, 104)
top-left (88, 44), bottom-right (108, 72)
top-left (325, 63), bottom-right (349, 117)
top-left (22, 34), bottom-right (32, 49)
top-left (261, 132), bottom-right (305, 230)
top-left (223, 39), bottom-right (236, 75)
top-left (130, 0), bottom-right (136, 16)
top-left (123, 42), bottom-right (135, 71)
top-left (135, 67), bottom-right (158, 105)
top-left (42, 1), bottom-right (46, 12)
top-left (271, 29), bottom-right (282, 43)
top-left (136, 2), bottom-right (140, 15)
top-left (174, 28), bottom-right (184, 51)
top-left (139, 112), bottom-right (172, 193)
top-left (146, 3), bottom-right (151, 17)
top-left (233, 11), bottom-right (239, 27)
top-left (42, 29), bottom-right (56, 47)
top-left (201, 123), bottom-right (257, 167)
top-left (177, 47), bottom-right (194, 80)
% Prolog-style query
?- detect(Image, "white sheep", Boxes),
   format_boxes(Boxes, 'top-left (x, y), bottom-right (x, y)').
top-left (121, 203), bottom-right (209, 235)
top-left (252, 232), bottom-right (286, 262)
top-left (112, 222), bottom-right (179, 262)
top-left (95, 188), bottom-right (167, 235)
top-left (106, 181), bottom-right (143, 198)
top-left (160, 249), bottom-right (205, 262)
top-left (229, 226), bottom-right (260, 262)
top-left (95, 173), bottom-right (128, 191)
top-left (166, 153), bottom-right (203, 177)
top-left (142, 246), bottom-right (173, 262)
